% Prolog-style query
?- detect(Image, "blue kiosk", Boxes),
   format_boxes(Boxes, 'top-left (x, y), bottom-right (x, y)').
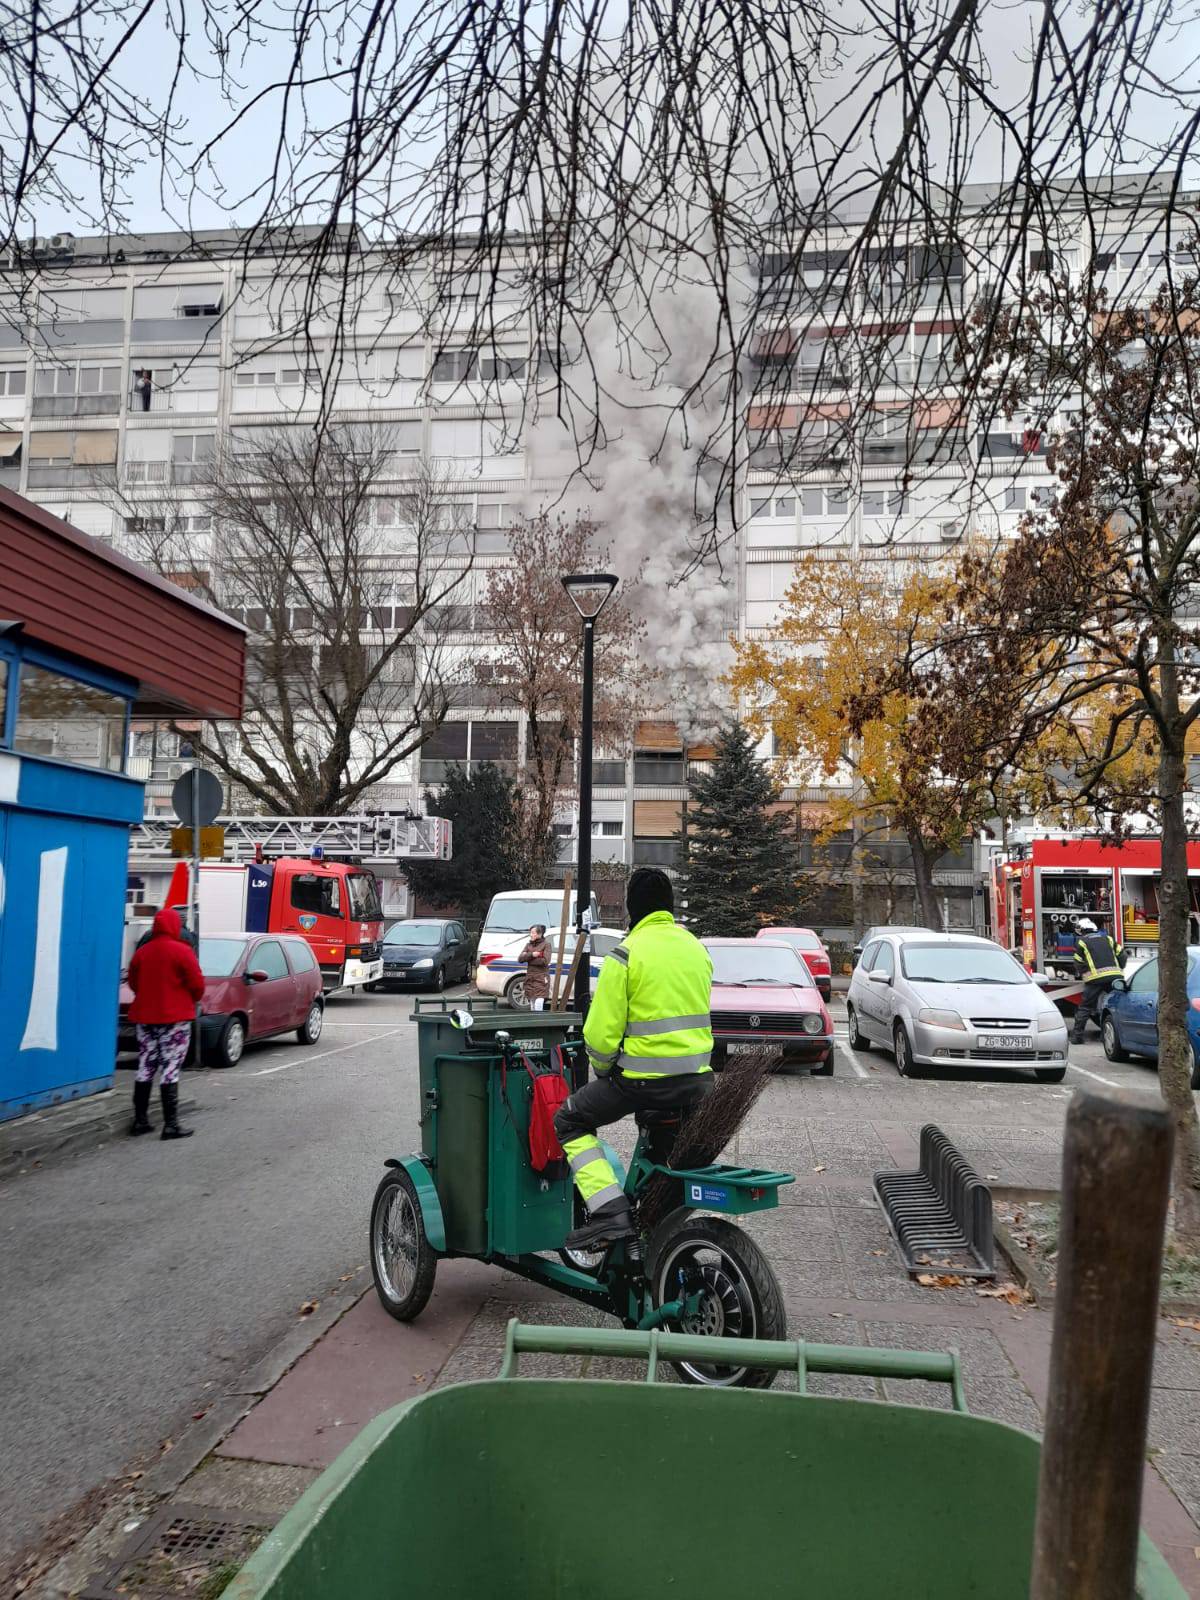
top-left (0, 491), bottom-right (244, 1121)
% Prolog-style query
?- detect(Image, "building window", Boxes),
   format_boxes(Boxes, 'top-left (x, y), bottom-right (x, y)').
top-left (1004, 486), bottom-right (1026, 511)
top-left (748, 494), bottom-right (796, 520)
top-left (171, 433), bottom-right (215, 483)
top-left (634, 838), bottom-right (679, 868)
top-left (14, 662), bottom-right (126, 771)
top-left (594, 819), bottom-right (623, 837)
top-left (633, 751), bottom-right (685, 785)
top-left (0, 367), bottom-right (25, 397)
top-left (862, 489), bottom-right (908, 517)
top-left (593, 758), bottom-right (627, 786)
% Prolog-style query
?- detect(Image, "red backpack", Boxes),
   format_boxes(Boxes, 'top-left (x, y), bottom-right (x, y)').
top-left (526, 1046), bottom-right (570, 1173)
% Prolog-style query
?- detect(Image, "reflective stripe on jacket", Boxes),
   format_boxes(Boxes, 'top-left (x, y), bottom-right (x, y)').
top-left (582, 910), bottom-right (713, 1079)
top-left (1076, 930), bottom-right (1122, 981)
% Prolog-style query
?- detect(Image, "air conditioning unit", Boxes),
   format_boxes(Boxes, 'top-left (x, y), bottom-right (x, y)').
top-left (165, 761), bottom-right (189, 781)
top-left (939, 521), bottom-right (961, 541)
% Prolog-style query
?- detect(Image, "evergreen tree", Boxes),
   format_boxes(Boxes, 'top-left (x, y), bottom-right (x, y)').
top-left (401, 763), bottom-right (535, 925)
top-left (677, 723), bottom-right (801, 936)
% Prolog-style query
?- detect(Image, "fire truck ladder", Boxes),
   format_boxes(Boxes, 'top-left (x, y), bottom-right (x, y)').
top-left (130, 814), bottom-right (451, 863)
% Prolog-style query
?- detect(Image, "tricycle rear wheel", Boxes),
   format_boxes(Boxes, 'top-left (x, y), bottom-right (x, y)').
top-left (370, 1169), bottom-right (437, 1322)
top-left (647, 1212), bottom-right (786, 1389)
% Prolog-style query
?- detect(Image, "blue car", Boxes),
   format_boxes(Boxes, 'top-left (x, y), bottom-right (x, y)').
top-left (1099, 949), bottom-right (1200, 1088)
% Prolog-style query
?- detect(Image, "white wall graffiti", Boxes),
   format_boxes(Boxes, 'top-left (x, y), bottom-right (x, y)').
top-left (20, 845), bottom-right (67, 1053)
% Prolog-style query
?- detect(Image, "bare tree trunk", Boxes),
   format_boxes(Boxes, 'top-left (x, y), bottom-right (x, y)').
top-left (1157, 731), bottom-right (1200, 1248)
top-left (909, 833), bottom-right (944, 930)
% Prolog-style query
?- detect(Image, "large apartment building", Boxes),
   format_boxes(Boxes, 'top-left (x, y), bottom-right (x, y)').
top-left (1, 185), bottom-right (1172, 928)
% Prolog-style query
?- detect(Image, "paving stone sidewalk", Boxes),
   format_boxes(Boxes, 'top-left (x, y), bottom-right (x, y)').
top-left (36, 1066), bottom-right (1200, 1598)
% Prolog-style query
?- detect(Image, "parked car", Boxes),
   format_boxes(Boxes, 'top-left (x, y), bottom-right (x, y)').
top-left (852, 925), bottom-right (926, 967)
top-left (1100, 950), bottom-right (1200, 1088)
top-left (119, 932), bottom-right (325, 1068)
top-left (703, 937), bottom-right (834, 1074)
top-left (372, 919), bottom-right (472, 991)
top-left (845, 931), bottom-right (1068, 1082)
top-left (755, 926), bottom-right (832, 999)
top-left (475, 927), bottom-right (624, 1008)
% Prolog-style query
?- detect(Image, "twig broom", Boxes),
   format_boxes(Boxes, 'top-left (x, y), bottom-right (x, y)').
top-left (637, 1045), bottom-right (782, 1235)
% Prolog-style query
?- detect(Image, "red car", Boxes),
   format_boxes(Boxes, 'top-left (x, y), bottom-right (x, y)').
top-left (704, 937), bottom-right (834, 1074)
top-left (756, 926), bottom-right (832, 1000)
top-left (119, 932), bottom-right (325, 1068)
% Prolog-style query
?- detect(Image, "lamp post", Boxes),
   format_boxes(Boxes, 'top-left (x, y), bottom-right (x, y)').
top-left (561, 572), bottom-right (619, 1016)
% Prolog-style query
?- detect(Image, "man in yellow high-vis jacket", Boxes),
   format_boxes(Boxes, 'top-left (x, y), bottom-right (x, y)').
top-left (1069, 918), bottom-right (1124, 1044)
top-left (555, 867), bottom-right (713, 1250)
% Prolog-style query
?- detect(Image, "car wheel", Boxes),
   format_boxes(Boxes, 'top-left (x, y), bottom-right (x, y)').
top-left (506, 975), bottom-right (529, 1009)
top-left (846, 1004), bottom-right (871, 1052)
top-left (206, 1014), bottom-right (246, 1068)
top-left (296, 1000), bottom-right (324, 1046)
top-left (1035, 1067), bottom-right (1067, 1084)
top-left (1101, 1015), bottom-right (1130, 1063)
top-left (893, 1023), bottom-right (916, 1078)
top-left (433, 964), bottom-right (446, 992)
top-left (811, 1050), bottom-right (834, 1077)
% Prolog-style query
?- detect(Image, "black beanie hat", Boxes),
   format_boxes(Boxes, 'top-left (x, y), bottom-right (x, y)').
top-left (626, 866), bottom-right (674, 927)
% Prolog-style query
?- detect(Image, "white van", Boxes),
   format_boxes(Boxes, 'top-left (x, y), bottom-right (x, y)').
top-left (476, 888), bottom-right (601, 981)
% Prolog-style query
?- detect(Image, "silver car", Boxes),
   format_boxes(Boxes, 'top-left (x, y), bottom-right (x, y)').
top-left (846, 931), bottom-right (1070, 1082)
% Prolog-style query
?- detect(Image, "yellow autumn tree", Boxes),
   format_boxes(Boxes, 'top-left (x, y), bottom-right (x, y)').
top-left (729, 553), bottom-right (1000, 930)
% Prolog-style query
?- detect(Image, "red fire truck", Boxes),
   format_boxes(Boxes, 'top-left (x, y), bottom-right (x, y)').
top-left (989, 835), bottom-right (1200, 985)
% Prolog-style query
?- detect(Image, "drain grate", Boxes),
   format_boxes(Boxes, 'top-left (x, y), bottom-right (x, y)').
top-left (874, 1123), bottom-right (996, 1280)
top-left (82, 1503), bottom-right (277, 1599)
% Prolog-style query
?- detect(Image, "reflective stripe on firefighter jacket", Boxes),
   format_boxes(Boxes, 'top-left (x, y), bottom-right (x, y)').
top-left (1076, 930), bottom-right (1122, 981)
top-left (582, 910), bottom-right (713, 1079)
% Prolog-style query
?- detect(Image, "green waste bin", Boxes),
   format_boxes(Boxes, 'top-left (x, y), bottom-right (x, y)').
top-left (228, 1324), bottom-right (1187, 1600)
top-left (412, 998), bottom-right (583, 1256)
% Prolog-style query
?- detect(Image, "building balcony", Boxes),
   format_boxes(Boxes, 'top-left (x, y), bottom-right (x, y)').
top-left (32, 393), bottom-right (121, 418)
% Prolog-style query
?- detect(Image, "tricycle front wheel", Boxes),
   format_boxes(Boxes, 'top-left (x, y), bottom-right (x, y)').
top-left (370, 1169), bottom-right (438, 1322)
top-left (647, 1213), bottom-right (786, 1389)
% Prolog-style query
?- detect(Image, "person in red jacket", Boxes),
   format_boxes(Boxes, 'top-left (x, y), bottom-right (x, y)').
top-left (126, 908), bottom-right (205, 1140)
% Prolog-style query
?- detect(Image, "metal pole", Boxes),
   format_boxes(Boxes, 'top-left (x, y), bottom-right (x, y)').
top-left (573, 616), bottom-right (595, 1017)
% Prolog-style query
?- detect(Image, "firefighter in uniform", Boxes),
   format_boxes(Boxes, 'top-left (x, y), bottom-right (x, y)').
top-left (1070, 918), bottom-right (1124, 1044)
top-left (556, 867), bottom-right (713, 1250)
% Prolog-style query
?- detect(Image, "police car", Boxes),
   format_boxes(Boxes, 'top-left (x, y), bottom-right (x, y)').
top-left (474, 926), bottom-right (625, 1008)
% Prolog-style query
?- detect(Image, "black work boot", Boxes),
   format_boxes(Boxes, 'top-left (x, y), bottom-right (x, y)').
top-left (160, 1082), bottom-right (194, 1141)
top-left (130, 1080), bottom-right (154, 1136)
top-left (564, 1197), bottom-right (635, 1250)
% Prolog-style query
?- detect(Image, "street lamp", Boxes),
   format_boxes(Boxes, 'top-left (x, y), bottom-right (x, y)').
top-left (561, 572), bottom-right (619, 1016)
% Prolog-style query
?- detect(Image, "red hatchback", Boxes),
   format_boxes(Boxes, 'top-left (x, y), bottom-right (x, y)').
top-left (704, 937), bottom-right (834, 1074)
top-left (756, 926), bottom-right (833, 1000)
top-left (120, 932), bottom-right (325, 1068)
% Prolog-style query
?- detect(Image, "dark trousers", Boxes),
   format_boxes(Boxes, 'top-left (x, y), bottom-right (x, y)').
top-left (1071, 977), bottom-right (1115, 1041)
top-left (555, 1070), bottom-right (712, 1144)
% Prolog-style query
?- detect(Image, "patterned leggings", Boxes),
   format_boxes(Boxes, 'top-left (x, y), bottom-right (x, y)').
top-left (135, 1022), bottom-right (192, 1085)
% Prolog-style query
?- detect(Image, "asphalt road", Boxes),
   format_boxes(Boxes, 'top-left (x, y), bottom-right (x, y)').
top-left (0, 983), bottom-right (461, 1571)
top-left (0, 982), bottom-right (1186, 1571)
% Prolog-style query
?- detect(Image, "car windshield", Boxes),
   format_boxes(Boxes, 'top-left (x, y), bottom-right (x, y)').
top-left (484, 896), bottom-right (564, 933)
top-left (385, 923), bottom-right (442, 947)
top-left (198, 937), bottom-right (245, 977)
top-left (772, 930), bottom-right (821, 951)
top-left (900, 943), bottom-right (1029, 986)
top-left (708, 943), bottom-right (812, 986)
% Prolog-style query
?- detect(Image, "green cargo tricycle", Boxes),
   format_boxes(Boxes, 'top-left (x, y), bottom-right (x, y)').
top-left (368, 999), bottom-right (793, 1386)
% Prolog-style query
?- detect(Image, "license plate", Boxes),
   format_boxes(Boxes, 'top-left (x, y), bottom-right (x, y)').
top-left (982, 1034), bottom-right (1032, 1051)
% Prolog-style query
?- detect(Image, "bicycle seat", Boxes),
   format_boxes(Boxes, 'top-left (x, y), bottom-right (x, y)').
top-left (635, 1107), bottom-right (684, 1128)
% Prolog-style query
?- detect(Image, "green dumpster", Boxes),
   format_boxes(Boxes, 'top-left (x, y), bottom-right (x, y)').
top-left (412, 998), bottom-right (583, 1256)
top-left (228, 1324), bottom-right (1186, 1600)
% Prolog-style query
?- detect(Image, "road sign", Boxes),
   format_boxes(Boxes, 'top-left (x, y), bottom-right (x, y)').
top-left (171, 767), bottom-right (223, 829)
top-left (170, 826), bottom-right (225, 859)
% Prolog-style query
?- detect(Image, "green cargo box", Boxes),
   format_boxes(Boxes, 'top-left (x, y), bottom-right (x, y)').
top-left (228, 1325), bottom-right (1185, 1600)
